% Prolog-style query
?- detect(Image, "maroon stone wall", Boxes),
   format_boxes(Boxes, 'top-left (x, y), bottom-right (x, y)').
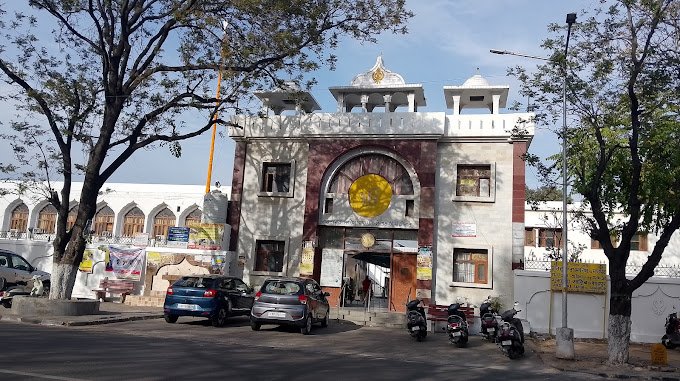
top-left (303, 139), bottom-right (437, 298)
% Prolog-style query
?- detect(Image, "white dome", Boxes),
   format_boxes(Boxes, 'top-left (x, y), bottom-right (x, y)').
top-left (462, 74), bottom-right (490, 87)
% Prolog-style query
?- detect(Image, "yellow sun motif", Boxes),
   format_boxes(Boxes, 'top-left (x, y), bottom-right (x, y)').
top-left (349, 174), bottom-right (392, 218)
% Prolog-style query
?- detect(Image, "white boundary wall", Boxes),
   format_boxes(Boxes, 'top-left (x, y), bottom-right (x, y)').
top-left (514, 269), bottom-right (680, 343)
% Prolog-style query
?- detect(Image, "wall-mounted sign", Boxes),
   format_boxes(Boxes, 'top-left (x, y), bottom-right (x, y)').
top-left (187, 223), bottom-right (225, 250)
top-left (167, 227), bottom-right (190, 248)
top-left (550, 261), bottom-right (607, 294)
top-left (416, 247), bottom-right (432, 280)
top-left (452, 223), bottom-right (477, 237)
top-left (300, 241), bottom-right (315, 276)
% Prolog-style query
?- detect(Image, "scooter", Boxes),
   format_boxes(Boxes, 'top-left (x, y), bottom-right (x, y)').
top-left (446, 302), bottom-right (469, 347)
top-left (406, 299), bottom-right (428, 342)
top-left (497, 302), bottom-right (525, 359)
top-left (661, 310), bottom-right (680, 349)
top-left (479, 295), bottom-right (500, 342)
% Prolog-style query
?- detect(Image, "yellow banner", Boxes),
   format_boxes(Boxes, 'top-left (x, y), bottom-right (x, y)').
top-left (550, 261), bottom-right (607, 294)
top-left (79, 249), bottom-right (95, 272)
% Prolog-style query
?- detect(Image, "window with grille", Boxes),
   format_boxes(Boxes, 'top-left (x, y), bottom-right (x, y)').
top-left (184, 208), bottom-right (202, 226)
top-left (254, 240), bottom-right (285, 272)
top-left (153, 207), bottom-right (176, 237)
top-left (261, 162), bottom-right (292, 195)
top-left (538, 228), bottom-right (562, 248)
top-left (67, 206), bottom-right (78, 230)
top-left (93, 206), bottom-right (114, 235)
top-left (122, 207), bottom-right (145, 237)
top-left (37, 204), bottom-right (58, 234)
top-left (453, 248), bottom-right (489, 284)
top-left (10, 203), bottom-right (29, 231)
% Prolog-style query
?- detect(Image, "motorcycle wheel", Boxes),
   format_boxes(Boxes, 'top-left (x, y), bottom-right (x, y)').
top-left (416, 331), bottom-right (426, 342)
top-left (507, 347), bottom-right (521, 359)
top-left (662, 334), bottom-right (676, 349)
top-left (455, 337), bottom-right (467, 348)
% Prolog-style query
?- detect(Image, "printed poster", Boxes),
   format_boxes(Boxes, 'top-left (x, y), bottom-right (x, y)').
top-left (188, 223), bottom-right (225, 250)
top-left (452, 222), bottom-right (477, 237)
top-left (417, 247), bottom-right (433, 280)
top-left (300, 242), bottom-right (315, 276)
top-left (107, 246), bottom-right (145, 280)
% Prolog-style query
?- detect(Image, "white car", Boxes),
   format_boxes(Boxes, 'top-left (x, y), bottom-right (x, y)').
top-left (0, 249), bottom-right (50, 292)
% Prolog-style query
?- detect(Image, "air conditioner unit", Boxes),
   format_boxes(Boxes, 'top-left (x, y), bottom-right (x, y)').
top-left (33, 228), bottom-right (43, 234)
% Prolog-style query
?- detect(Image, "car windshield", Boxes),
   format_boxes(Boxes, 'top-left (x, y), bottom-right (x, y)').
top-left (173, 277), bottom-right (216, 288)
top-left (262, 280), bottom-right (302, 295)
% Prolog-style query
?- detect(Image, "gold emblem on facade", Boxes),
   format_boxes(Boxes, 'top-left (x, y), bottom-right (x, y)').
top-left (361, 233), bottom-right (376, 248)
top-left (372, 68), bottom-right (384, 84)
top-left (348, 174), bottom-right (392, 218)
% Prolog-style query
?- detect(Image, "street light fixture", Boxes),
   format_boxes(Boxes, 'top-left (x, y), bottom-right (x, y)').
top-left (491, 12), bottom-right (577, 360)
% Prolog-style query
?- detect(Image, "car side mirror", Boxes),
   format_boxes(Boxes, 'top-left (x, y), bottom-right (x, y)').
top-left (323, 292), bottom-right (330, 297)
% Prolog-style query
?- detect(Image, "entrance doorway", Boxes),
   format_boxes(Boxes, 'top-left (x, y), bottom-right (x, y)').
top-left (319, 227), bottom-right (417, 311)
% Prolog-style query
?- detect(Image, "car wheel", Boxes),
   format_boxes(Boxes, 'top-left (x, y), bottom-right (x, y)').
top-left (164, 314), bottom-right (178, 324)
top-left (250, 318), bottom-right (261, 331)
top-left (212, 306), bottom-right (227, 327)
top-left (321, 310), bottom-right (329, 328)
top-left (301, 314), bottom-right (313, 335)
top-left (0, 277), bottom-right (6, 291)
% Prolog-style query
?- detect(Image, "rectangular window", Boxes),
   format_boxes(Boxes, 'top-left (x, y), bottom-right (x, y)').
top-left (405, 200), bottom-right (415, 217)
top-left (255, 240), bottom-right (285, 272)
top-left (524, 228), bottom-right (536, 247)
top-left (324, 198), bottom-right (333, 214)
top-left (261, 163), bottom-right (291, 193)
top-left (631, 232), bottom-right (648, 251)
top-left (456, 165), bottom-right (491, 197)
top-left (538, 228), bottom-right (562, 248)
top-left (453, 248), bottom-right (488, 284)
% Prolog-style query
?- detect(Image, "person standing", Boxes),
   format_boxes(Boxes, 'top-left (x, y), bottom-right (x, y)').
top-left (361, 275), bottom-right (372, 304)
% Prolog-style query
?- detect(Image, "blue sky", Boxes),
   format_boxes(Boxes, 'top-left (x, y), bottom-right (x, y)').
top-left (1, 1), bottom-right (592, 188)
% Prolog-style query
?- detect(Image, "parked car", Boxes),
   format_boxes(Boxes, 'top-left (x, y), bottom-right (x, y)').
top-left (0, 249), bottom-right (50, 292)
top-left (250, 277), bottom-right (330, 334)
top-left (163, 274), bottom-right (255, 327)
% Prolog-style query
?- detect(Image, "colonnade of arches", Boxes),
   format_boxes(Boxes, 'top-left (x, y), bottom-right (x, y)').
top-left (4, 201), bottom-right (202, 238)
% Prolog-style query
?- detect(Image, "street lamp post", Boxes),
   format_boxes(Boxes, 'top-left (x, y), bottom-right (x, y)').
top-left (491, 12), bottom-right (577, 360)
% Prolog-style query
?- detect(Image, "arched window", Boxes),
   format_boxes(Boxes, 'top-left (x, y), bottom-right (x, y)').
top-left (184, 208), bottom-right (202, 227)
top-left (67, 206), bottom-right (78, 230)
top-left (37, 204), bottom-right (58, 234)
top-left (93, 206), bottom-right (114, 236)
top-left (328, 153), bottom-right (414, 195)
top-left (153, 208), bottom-right (176, 237)
top-left (122, 207), bottom-right (145, 237)
top-left (10, 203), bottom-right (29, 232)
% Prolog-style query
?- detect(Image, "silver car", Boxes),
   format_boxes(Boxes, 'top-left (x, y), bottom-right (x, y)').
top-left (250, 277), bottom-right (330, 334)
top-left (0, 249), bottom-right (50, 292)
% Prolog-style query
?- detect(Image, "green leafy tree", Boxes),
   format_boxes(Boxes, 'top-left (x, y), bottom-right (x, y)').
top-left (511, 0), bottom-right (679, 363)
top-left (0, 0), bottom-right (412, 299)
top-left (525, 185), bottom-right (564, 203)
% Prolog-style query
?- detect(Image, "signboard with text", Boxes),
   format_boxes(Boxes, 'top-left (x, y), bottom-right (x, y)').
top-left (550, 261), bottom-right (607, 294)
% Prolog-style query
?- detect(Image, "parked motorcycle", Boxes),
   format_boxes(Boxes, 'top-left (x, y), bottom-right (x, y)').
top-left (662, 311), bottom-right (680, 349)
top-left (479, 296), bottom-right (500, 342)
top-left (497, 302), bottom-right (525, 359)
top-left (406, 299), bottom-right (428, 341)
top-left (446, 302), bottom-right (469, 347)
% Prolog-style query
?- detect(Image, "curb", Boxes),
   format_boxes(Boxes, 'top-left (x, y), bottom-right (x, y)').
top-left (0, 313), bottom-right (163, 326)
top-left (529, 342), bottom-right (680, 381)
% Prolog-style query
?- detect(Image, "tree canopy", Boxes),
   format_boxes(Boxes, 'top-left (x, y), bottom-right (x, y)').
top-left (0, 0), bottom-right (413, 299)
top-left (511, 0), bottom-right (679, 363)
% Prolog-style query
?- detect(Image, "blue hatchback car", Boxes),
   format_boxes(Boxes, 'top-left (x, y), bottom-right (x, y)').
top-left (163, 275), bottom-right (254, 327)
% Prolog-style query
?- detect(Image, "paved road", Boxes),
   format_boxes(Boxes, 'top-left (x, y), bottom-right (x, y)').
top-left (0, 317), bottom-right (599, 380)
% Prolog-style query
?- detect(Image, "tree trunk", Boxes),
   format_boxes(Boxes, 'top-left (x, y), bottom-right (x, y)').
top-left (49, 262), bottom-right (79, 300)
top-left (608, 287), bottom-right (633, 364)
